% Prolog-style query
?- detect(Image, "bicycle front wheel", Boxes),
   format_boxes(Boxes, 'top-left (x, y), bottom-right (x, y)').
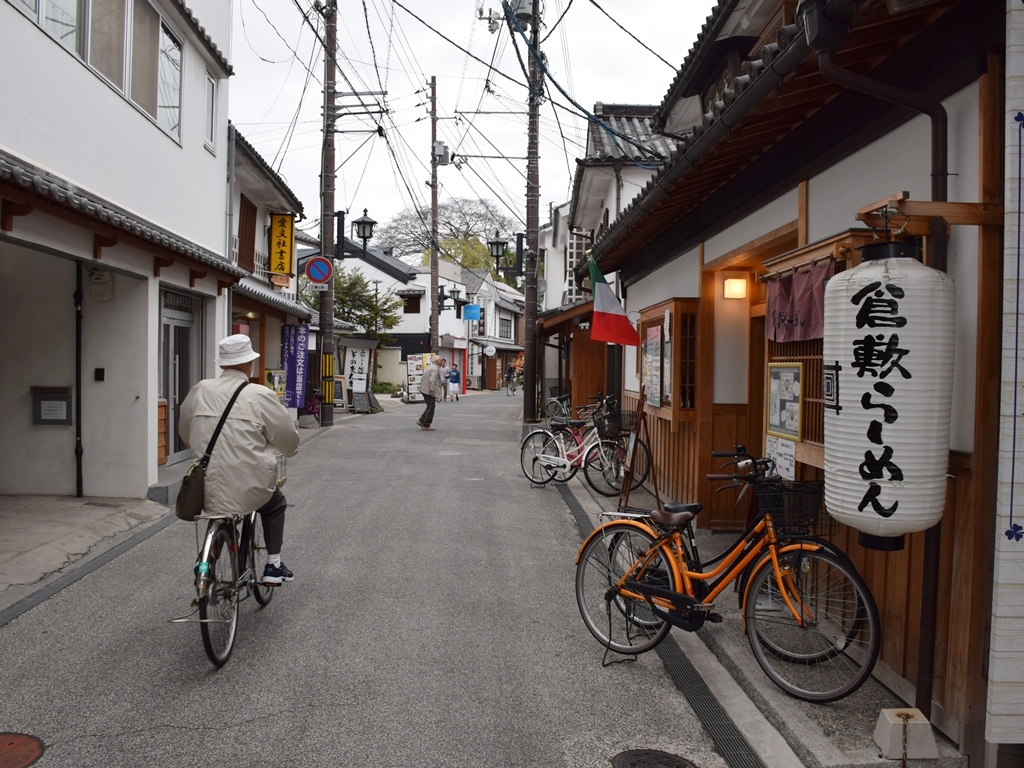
top-left (544, 399), bottom-right (567, 421)
top-left (199, 524), bottom-right (239, 666)
top-left (250, 515), bottom-right (274, 607)
top-left (520, 430), bottom-right (555, 484)
top-left (575, 522), bottom-right (676, 655)
top-left (745, 549), bottom-right (880, 702)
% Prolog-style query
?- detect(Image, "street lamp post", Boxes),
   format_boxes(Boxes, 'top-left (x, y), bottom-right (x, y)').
top-left (371, 277), bottom-right (382, 388)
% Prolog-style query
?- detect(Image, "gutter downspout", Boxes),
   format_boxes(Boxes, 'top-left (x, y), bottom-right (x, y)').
top-left (226, 124), bottom-right (237, 332)
top-left (589, 0), bottom-right (862, 271)
top-left (812, 30), bottom-right (948, 720)
top-left (75, 262), bottom-right (84, 497)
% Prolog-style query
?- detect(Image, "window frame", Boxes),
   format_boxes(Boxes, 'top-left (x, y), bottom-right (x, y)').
top-left (636, 297), bottom-right (700, 423)
top-left (204, 71), bottom-right (216, 149)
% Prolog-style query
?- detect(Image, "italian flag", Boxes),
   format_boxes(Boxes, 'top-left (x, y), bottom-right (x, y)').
top-left (589, 260), bottom-right (639, 346)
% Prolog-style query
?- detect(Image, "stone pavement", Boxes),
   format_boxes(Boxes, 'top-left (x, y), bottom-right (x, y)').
top-left (0, 389), bottom-right (969, 768)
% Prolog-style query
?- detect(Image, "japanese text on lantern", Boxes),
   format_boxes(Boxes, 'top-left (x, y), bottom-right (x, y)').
top-left (269, 214), bottom-right (294, 276)
top-left (850, 280), bottom-right (909, 518)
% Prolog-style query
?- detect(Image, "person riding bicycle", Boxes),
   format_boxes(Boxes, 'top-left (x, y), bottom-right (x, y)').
top-left (179, 334), bottom-right (300, 586)
top-left (505, 363), bottom-right (517, 393)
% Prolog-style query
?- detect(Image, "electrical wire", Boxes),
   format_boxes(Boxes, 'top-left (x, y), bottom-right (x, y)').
top-left (586, 0), bottom-right (675, 70)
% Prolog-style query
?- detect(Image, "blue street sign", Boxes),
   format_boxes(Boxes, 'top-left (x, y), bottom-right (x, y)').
top-left (305, 256), bottom-right (333, 284)
top-left (464, 304), bottom-right (481, 320)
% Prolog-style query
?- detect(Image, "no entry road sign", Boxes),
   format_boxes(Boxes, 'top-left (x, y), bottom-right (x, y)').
top-left (305, 256), bottom-right (333, 284)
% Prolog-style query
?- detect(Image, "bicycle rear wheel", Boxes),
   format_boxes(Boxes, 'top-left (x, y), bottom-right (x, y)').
top-left (199, 524), bottom-right (239, 666)
top-left (575, 522), bottom-right (675, 655)
top-left (541, 431), bottom-right (578, 482)
top-left (745, 549), bottom-right (880, 702)
top-left (544, 399), bottom-right (567, 421)
top-left (582, 440), bottom-right (627, 497)
top-left (520, 430), bottom-right (555, 484)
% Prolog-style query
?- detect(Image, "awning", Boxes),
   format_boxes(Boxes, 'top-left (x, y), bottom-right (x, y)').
top-left (235, 279), bottom-right (313, 320)
top-left (537, 299), bottom-right (593, 338)
top-left (396, 287), bottom-right (424, 296)
top-left (470, 339), bottom-right (524, 352)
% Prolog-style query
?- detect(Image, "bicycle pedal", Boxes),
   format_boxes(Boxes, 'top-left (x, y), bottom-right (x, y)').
top-left (707, 612), bottom-right (723, 623)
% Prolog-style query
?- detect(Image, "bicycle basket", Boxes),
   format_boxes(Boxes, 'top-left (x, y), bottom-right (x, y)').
top-left (595, 410), bottom-right (636, 439)
top-left (754, 480), bottom-right (834, 536)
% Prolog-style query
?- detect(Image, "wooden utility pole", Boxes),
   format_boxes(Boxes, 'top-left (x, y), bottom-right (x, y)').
top-left (523, 1), bottom-right (541, 422)
top-left (318, 0), bottom-right (337, 426)
top-left (429, 76), bottom-right (440, 352)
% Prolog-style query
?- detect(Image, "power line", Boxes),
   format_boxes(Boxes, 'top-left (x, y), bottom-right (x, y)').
top-left (586, 0), bottom-right (676, 70)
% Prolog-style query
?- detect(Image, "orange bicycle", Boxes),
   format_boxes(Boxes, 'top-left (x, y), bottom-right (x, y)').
top-left (574, 447), bottom-right (880, 702)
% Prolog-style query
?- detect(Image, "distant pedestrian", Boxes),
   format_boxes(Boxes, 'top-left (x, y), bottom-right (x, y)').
top-left (417, 354), bottom-right (445, 431)
top-left (505, 363), bottom-right (517, 395)
top-left (447, 363), bottom-right (461, 402)
top-left (440, 359), bottom-right (451, 401)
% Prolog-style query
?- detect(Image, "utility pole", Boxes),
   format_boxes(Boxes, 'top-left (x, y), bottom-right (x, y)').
top-left (318, 0), bottom-right (337, 426)
top-left (429, 75), bottom-right (440, 352)
top-left (523, 0), bottom-right (541, 423)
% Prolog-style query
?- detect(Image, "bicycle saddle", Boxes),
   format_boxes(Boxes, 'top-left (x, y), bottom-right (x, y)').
top-left (551, 418), bottom-right (587, 429)
top-left (651, 502), bottom-right (702, 528)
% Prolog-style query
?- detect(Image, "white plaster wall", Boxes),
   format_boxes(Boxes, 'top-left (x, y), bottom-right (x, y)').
top-left (704, 189), bottom-right (799, 261)
top-left (809, 83), bottom-right (980, 452)
top-left (714, 271), bottom-right (750, 404)
top-left (988, 0), bottom-right (1024, 743)
top-left (81, 269), bottom-right (150, 496)
top-left (0, 1), bottom-right (229, 254)
top-left (0, 248), bottom-right (78, 494)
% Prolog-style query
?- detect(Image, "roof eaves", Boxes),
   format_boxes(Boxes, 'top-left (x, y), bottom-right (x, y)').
top-left (169, 0), bottom-right (233, 76)
top-left (232, 126), bottom-right (304, 216)
top-left (0, 149), bottom-right (248, 279)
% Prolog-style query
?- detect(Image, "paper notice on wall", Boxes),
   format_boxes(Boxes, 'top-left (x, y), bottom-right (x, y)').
top-left (765, 435), bottom-right (795, 480)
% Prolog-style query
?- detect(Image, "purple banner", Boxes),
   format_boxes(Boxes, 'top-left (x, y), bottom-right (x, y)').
top-left (767, 258), bottom-right (835, 342)
top-left (282, 324), bottom-right (309, 408)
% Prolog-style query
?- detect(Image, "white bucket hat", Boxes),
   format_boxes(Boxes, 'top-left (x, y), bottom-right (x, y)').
top-left (216, 334), bottom-right (260, 366)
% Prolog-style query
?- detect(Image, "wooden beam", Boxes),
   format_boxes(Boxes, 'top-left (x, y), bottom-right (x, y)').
top-left (218, 279), bottom-right (233, 296)
top-left (153, 256), bottom-right (174, 277)
top-left (857, 213), bottom-right (934, 237)
top-left (92, 233), bottom-right (117, 260)
top-left (189, 269), bottom-right (207, 288)
top-left (798, 181), bottom-right (809, 247)
top-left (893, 200), bottom-right (1003, 227)
top-left (1, 198), bottom-right (33, 231)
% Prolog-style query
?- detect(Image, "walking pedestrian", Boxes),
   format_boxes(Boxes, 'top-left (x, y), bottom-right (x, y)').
top-left (417, 354), bottom-right (444, 431)
top-left (440, 358), bottom-right (451, 401)
top-left (447, 363), bottom-right (461, 402)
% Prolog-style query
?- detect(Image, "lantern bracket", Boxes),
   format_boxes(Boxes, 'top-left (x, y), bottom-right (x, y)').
top-left (857, 192), bottom-right (1003, 230)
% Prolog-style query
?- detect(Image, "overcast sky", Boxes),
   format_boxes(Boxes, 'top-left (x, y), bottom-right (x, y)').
top-left (227, 0), bottom-right (718, 241)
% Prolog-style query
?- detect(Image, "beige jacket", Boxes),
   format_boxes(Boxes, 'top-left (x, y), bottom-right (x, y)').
top-left (179, 369), bottom-right (299, 515)
top-left (419, 361), bottom-right (445, 399)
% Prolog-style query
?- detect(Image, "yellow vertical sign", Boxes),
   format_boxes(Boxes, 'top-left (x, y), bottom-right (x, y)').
top-left (269, 214), bottom-right (294, 275)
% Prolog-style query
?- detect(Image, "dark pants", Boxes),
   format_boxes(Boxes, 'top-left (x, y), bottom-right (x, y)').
top-left (257, 488), bottom-right (287, 555)
top-left (420, 394), bottom-right (436, 426)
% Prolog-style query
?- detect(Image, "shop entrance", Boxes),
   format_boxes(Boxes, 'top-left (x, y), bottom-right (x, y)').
top-left (160, 290), bottom-right (203, 464)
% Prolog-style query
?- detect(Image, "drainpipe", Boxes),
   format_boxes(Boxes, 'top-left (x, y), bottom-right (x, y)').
top-left (803, 1), bottom-right (949, 718)
top-left (226, 124), bottom-right (237, 328)
top-left (75, 261), bottom-right (84, 497)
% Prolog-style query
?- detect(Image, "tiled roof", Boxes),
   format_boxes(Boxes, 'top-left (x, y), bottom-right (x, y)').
top-left (653, 0), bottom-right (735, 130)
top-left (232, 126), bottom-right (304, 216)
top-left (236, 279), bottom-right (313, 320)
top-left (170, 0), bottom-right (232, 76)
top-left (584, 104), bottom-right (678, 164)
top-left (0, 149), bottom-right (247, 279)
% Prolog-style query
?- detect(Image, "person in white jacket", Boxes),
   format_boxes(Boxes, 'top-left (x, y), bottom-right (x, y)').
top-left (179, 334), bottom-right (300, 585)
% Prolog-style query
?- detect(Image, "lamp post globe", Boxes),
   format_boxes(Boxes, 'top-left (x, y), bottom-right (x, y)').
top-left (488, 230), bottom-right (508, 272)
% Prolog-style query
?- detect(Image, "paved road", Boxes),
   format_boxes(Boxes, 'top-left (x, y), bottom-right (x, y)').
top-left (0, 392), bottom-right (728, 768)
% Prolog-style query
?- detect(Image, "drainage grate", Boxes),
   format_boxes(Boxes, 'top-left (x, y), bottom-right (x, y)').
top-left (0, 733), bottom-right (45, 768)
top-left (612, 750), bottom-right (698, 768)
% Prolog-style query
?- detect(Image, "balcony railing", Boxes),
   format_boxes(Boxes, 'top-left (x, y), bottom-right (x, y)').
top-left (254, 248), bottom-right (269, 280)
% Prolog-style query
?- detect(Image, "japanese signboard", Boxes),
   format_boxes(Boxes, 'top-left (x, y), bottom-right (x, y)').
top-left (281, 324), bottom-right (309, 409)
top-left (767, 362), bottom-right (802, 441)
top-left (269, 214), bottom-right (294, 276)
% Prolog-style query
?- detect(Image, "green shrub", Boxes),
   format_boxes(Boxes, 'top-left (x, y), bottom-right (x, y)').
top-left (373, 380), bottom-right (396, 394)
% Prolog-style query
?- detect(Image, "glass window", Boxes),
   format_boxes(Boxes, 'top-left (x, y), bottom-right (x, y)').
top-left (499, 318), bottom-right (512, 338)
top-left (157, 22), bottom-right (182, 136)
top-left (89, 0), bottom-right (125, 87)
top-left (130, 0), bottom-right (159, 117)
top-left (16, 0), bottom-right (39, 15)
top-left (204, 73), bottom-right (216, 146)
top-left (44, 0), bottom-right (85, 55)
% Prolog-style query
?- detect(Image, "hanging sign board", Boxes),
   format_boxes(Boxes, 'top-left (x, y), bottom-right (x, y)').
top-left (269, 214), bottom-right (294, 275)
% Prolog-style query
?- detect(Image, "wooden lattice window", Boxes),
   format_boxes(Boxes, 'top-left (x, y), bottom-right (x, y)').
top-left (637, 298), bottom-right (699, 417)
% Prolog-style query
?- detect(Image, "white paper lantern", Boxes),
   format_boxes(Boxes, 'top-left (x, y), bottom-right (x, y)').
top-left (822, 242), bottom-right (955, 549)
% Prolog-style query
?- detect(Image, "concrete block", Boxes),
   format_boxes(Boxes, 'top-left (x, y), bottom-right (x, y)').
top-left (874, 708), bottom-right (939, 760)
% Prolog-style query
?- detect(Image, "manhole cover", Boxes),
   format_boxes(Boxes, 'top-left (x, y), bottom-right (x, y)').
top-left (612, 750), bottom-right (697, 768)
top-left (0, 733), bottom-right (44, 768)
